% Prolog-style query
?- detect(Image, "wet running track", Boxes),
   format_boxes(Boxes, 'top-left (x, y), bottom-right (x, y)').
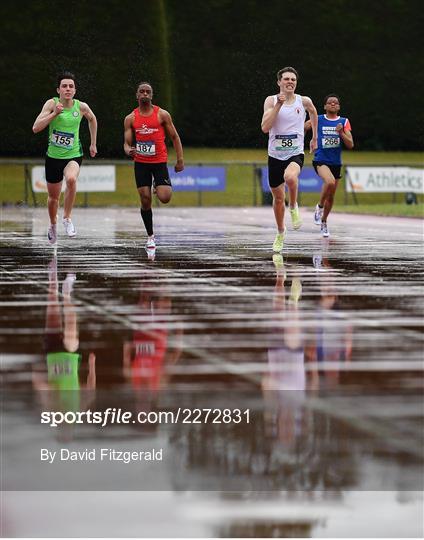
top-left (1, 207), bottom-right (423, 537)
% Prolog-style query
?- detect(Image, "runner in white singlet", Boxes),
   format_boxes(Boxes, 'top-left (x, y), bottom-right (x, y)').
top-left (261, 67), bottom-right (318, 253)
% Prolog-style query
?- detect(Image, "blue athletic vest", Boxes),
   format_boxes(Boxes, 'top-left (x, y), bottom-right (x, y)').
top-left (314, 115), bottom-right (351, 165)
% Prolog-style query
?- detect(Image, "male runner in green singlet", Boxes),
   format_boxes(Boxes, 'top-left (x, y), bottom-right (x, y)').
top-left (33, 72), bottom-right (98, 244)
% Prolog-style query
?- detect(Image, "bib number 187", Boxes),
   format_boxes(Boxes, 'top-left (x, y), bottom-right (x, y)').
top-left (136, 141), bottom-right (156, 156)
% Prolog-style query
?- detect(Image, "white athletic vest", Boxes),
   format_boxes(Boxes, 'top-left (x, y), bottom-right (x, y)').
top-left (268, 94), bottom-right (306, 160)
top-left (267, 348), bottom-right (306, 391)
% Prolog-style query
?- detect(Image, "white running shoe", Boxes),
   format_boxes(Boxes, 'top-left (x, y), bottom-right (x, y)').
top-left (62, 273), bottom-right (77, 296)
top-left (321, 222), bottom-right (330, 237)
top-left (146, 248), bottom-right (156, 261)
top-left (63, 218), bottom-right (76, 237)
top-left (48, 256), bottom-right (58, 281)
top-left (146, 235), bottom-right (156, 249)
top-left (47, 224), bottom-right (57, 245)
top-left (314, 204), bottom-right (323, 225)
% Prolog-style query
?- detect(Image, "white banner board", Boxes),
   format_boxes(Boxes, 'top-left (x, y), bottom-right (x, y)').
top-left (346, 167), bottom-right (424, 194)
top-left (31, 165), bottom-right (116, 193)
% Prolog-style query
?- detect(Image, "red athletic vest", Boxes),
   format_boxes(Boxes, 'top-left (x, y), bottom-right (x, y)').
top-left (133, 105), bottom-right (167, 163)
top-left (130, 328), bottom-right (168, 390)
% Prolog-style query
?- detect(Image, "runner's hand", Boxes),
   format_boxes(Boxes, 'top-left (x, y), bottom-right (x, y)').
top-left (174, 160), bottom-right (184, 173)
top-left (89, 144), bottom-right (97, 158)
top-left (276, 93), bottom-right (286, 105)
top-left (309, 137), bottom-right (318, 153)
top-left (54, 102), bottom-right (64, 116)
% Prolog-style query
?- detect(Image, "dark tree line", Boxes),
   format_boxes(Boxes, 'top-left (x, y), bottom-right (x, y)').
top-left (1, 0), bottom-right (422, 157)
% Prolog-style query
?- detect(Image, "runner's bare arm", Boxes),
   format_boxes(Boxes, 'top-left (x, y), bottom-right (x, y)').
top-left (32, 99), bottom-right (63, 133)
top-left (123, 113), bottom-right (136, 157)
top-left (336, 124), bottom-right (354, 149)
top-left (304, 119), bottom-right (312, 132)
top-left (261, 95), bottom-right (284, 133)
top-left (80, 102), bottom-right (98, 157)
top-left (302, 96), bottom-right (318, 153)
top-left (160, 109), bottom-right (184, 172)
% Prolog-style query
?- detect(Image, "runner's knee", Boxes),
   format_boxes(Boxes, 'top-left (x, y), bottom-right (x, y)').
top-left (157, 190), bottom-right (172, 204)
top-left (140, 194), bottom-right (152, 209)
top-left (158, 194), bottom-right (171, 204)
top-left (284, 172), bottom-right (297, 185)
top-left (48, 193), bottom-right (60, 203)
top-left (65, 175), bottom-right (77, 188)
top-left (272, 192), bottom-right (285, 204)
top-left (326, 179), bottom-right (336, 192)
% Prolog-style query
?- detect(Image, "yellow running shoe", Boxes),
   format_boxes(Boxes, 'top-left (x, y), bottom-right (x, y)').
top-left (290, 278), bottom-right (302, 303)
top-left (290, 204), bottom-right (302, 230)
top-left (272, 230), bottom-right (286, 252)
top-left (272, 253), bottom-right (284, 268)
top-left (272, 254), bottom-right (287, 279)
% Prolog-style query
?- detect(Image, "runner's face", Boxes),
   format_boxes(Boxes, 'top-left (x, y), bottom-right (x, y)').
top-left (57, 79), bottom-right (76, 100)
top-left (137, 85), bottom-right (153, 104)
top-left (278, 72), bottom-right (297, 93)
top-left (324, 98), bottom-right (340, 114)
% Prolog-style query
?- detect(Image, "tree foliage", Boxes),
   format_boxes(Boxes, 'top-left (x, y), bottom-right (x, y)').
top-left (1, 0), bottom-right (422, 156)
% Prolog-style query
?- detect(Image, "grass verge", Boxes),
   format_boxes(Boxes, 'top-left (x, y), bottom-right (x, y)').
top-left (1, 150), bottom-right (423, 212)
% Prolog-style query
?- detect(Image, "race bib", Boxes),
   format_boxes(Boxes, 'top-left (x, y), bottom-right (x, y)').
top-left (322, 136), bottom-right (340, 149)
top-left (48, 360), bottom-right (72, 376)
top-left (136, 140), bottom-right (156, 156)
top-left (51, 130), bottom-right (74, 149)
top-left (273, 134), bottom-right (299, 153)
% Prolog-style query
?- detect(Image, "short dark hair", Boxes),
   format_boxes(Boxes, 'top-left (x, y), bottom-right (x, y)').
top-left (57, 71), bottom-right (76, 87)
top-left (277, 67), bottom-right (299, 80)
top-left (137, 81), bottom-right (153, 91)
top-left (324, 94), bottom-right (340, 105)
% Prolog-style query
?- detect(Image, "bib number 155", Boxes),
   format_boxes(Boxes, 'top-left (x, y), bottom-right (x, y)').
top-left (51, 130), bottom-right (74, 149)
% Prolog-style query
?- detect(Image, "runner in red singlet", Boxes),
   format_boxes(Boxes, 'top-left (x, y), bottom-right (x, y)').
top-left (124, 82), bottom-right (184, 252)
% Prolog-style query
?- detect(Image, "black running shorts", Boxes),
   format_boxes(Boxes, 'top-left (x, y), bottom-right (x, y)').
top-left (312, 161), bottom-right (342, 180)
top-left (45, 156), bottom-right (83, 184)
top-left (134, 162), bottom-right (172, 189)
top-left (268, 154), bottom-right (304, 188)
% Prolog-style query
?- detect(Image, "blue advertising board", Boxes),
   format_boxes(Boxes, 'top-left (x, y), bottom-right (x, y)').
top-left (261, 166), bottom-right (322, 193)
top-left (170, 166), bottom-right (226, 191)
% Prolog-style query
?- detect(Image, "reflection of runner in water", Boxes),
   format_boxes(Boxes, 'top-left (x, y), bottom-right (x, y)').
top-left (261, 256), bottom-right (355, 490)
top-left (312, 252), bottom-right (353, 385)
top-left (123, 281), bottom-right (183, 394)
top-left (33, 257), bottom-right (96, 426)
top-left (262, 255), bottom-right (305, 446)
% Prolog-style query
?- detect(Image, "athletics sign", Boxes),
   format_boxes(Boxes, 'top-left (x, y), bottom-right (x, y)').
top-left (170, 166), bottom-right (226, 191)
top-left (261, 166), bottom-right (322, 193)
top-left (31, 165), bottom-right (116, 192)
top-left (346, 167), bottom-right (424, 194)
